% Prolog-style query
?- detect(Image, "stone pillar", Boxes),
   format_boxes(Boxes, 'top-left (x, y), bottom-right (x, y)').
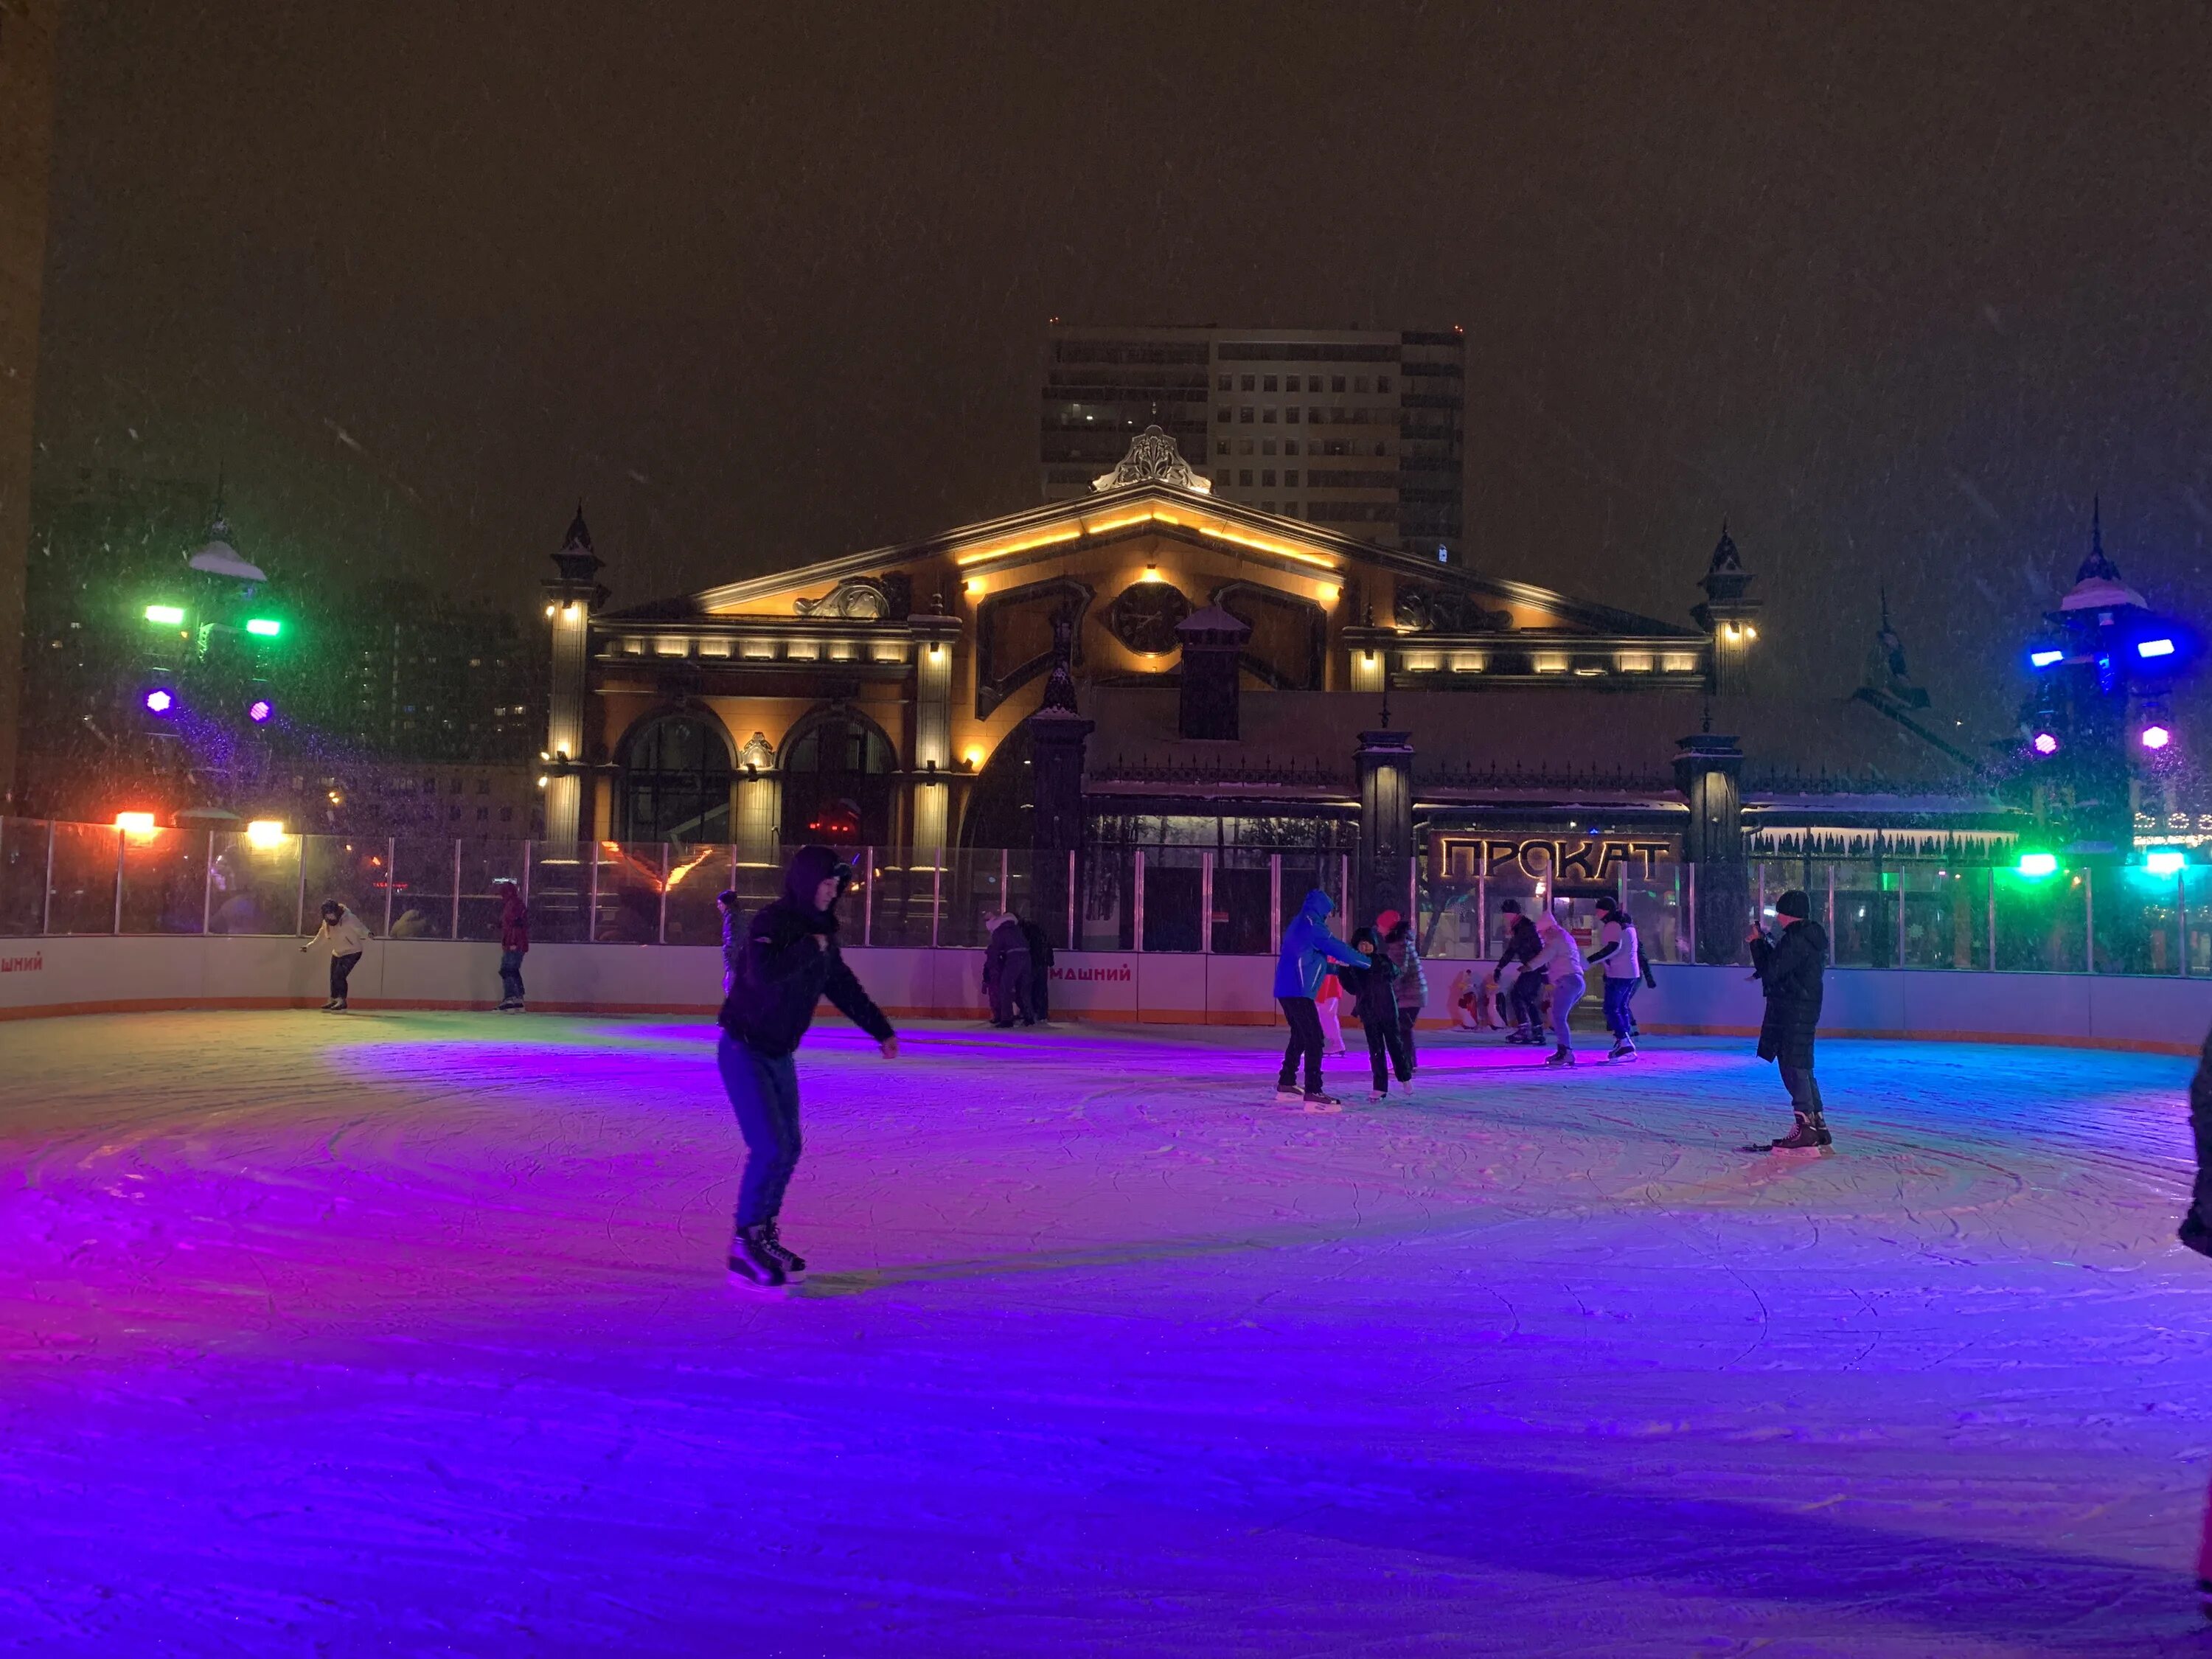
top-left (1175, 605), bottom-right (1251, 741)
top-left (540, 507), bottom-right (606, 844)
top-left (1691, 524), bottom-right (1761, 697)
top-left (1674, 731), bottom-right (1747, 964)
top-left (1355, 727), bottom-right (1415, 928)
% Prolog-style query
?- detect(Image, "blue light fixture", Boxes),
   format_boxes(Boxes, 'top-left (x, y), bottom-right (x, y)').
top-left (2146, 849), bottom-right (2187, 877)
top-left (2029, 648), bottom-right (2065, 669)
top-left (2138, 637), bottom-right (2177, 658)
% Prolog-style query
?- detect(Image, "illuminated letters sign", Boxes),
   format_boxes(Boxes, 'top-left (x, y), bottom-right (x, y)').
top-left (1430, 833), bottom-right (1677, 885)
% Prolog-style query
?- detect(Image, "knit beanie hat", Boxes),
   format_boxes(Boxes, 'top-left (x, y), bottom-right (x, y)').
top-left (1775, 888), bottom-right (1812, 920)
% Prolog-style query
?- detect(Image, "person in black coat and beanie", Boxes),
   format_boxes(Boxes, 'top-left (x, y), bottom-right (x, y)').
top-left (718, 845), bottom-right (898, 1287)
top-left (1747, 888), bottom-right (1832, 1149)
top-left (1339, 925), bottom-right (1413, 1099)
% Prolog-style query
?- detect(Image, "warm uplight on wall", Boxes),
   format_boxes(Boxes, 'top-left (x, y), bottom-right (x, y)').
top-left (537, 775), bottom-right (549, 789)
top-left (929, 643), bottom-right (945, 661)
top-left (1142, 557), bottom-right (1161, 581)
top-left (246, 820), bottom-right (288, 849)
top-left (1318, 584), bottom-right (1340, 605)
top-left (544, 603), bottom-right (557, 618)
top-left (962, 745), bottom-right (985, 768)
top-left (562, 603), bottom-right (582, 622)
top-left (114, 812), bottom-right (156, 835)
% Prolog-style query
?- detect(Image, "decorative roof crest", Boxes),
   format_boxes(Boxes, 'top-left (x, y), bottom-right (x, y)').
top-left (1092, 425), bottom-right (1212, 495)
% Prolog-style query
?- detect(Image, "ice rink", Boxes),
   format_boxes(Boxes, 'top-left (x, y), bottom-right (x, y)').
top-left (4, 1009), bottom-right (2211, 1656)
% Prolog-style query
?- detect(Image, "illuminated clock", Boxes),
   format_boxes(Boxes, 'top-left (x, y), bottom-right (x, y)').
top-left (1108, 582), bottom-right (1192, 657)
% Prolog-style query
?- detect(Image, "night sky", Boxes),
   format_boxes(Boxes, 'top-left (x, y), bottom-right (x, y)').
top-left (32, 2), bottom-right (2212, 732)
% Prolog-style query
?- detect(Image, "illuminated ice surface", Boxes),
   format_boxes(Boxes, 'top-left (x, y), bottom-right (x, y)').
top-left (4, 1011), bottom-right (2212, 1656)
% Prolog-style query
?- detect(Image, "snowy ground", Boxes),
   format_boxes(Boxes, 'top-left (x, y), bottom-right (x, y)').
top-left (3, 1012), bottom-right (2211, 1656)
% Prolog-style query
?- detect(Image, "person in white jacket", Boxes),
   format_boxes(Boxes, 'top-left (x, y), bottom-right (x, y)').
top-left (301, 900), bottom-right (371, 1012)
top-left (1528, 908), bottom-right (1587, 1067)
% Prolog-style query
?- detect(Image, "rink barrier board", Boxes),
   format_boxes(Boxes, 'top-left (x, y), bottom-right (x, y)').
top-left (1, 936), bottom-right (2207, 1053)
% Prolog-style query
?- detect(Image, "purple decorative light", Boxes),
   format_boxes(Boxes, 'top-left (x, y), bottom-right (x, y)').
top-left (144, 688), bottom-right (175, 714)
top-left (2031, 731), bottom-right (2059, 755)
top-left (2141, 723), bottom-right (2171, 751)
top-left (248, 699), bottom-right (273, 725)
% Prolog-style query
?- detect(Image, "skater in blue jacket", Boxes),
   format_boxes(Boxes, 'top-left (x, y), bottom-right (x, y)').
top-left (1273, 888), bottom-right (1366, 1110)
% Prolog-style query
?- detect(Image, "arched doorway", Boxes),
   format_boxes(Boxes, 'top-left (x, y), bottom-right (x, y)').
top-left (618, 713), bottom-right (734, 844)
top-left (780, 706), bottom-right (897, 848)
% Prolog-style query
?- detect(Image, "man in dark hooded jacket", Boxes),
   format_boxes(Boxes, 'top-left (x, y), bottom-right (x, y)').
top-left (1272, 888), bottom-right (1366, 1109)
top-left (984, 911), bottom-right (1035, 1026)
top-left (718, 845), bottom-right (898, 1287)
top-left (1489, 900), bottom-right (1547, 1043)
top-left (1747, 888), bottom-right (1831, 1149)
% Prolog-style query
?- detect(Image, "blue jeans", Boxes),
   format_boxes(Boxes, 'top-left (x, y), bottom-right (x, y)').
top-left (498, 950), bottom-right (526, 1003)
top-left (1601, 977), bottom-right (1638, 1040)
top-left (719, 1035), bottom-right (802, 1229)
top-left (1549, 973), bottom-right (1586, 1048)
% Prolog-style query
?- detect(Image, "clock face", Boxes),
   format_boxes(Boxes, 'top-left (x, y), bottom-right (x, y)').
top-left (1108, 581), bottom-right (1192, 657)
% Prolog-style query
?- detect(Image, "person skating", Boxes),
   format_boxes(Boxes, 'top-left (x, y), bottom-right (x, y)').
top-left (1019, 915), bottom-right (1054, 1023)
top-left (493, 877), bottom-right (529, 1012)
top-left (983, 910), bottom-right (1036, 1026)
top-left (1339, 926), bottom-right (1413, 1100)
top-left (299, 899), bottom-right (370, 1011)
top-left (2178, 1023), bottom-right (2212, 1618)
top-left (718, 846), bottom-right (899, 1288)
top-left (1528, 907), bottom-right (1587, 1066)
top-left (1378, 910), bottom-right (1427, 1074)
top-left (1747, 888), bottom-right (1832, 1149)
top-left (1272, 888), bottom-right (1366, 1110)
top-left (1490, 900), bottom-right (1545, 1043)
top-left (1588, 895), bottom-right (1641, 1060)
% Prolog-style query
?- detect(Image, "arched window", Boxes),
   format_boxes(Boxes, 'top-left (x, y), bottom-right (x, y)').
top-left (780, 707), bottom-right (897, 847)
top-left (619, 714), bottom-right (734, 845)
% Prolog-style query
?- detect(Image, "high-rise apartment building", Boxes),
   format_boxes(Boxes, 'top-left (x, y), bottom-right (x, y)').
top-left (0, 0), bottom-right (60, 807)
top-left (1040, 324), bottom-right (1465, 562)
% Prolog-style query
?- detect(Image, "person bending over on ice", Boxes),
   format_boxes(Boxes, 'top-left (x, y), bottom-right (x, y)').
top-left (301, 899), bottom-right (370, 1012)
top-left (1273, 888), bottom-right (1367, 1111)
top-left (718, 845), bottom-right (898, 1288)
top-left (1491, 900), bottom-right (1546, 1043)
top-left (1340, 926), bottom-right (1413, 1100)
top-left (1748, 888), bottom-right (1830, 1149)
top-left (1528, 907), bottom-right (1587, 1067)
top-left (983, 910), bottom-right (1036, 1026)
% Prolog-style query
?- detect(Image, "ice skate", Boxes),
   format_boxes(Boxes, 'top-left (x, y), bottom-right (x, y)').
top-left (1366, 1088), bottom-right (1388, 1102)
top-left (761, 1219), bottom-right (807, 1277)
top-left (1397, 1077), bottom-right (1414, 1096)
top-left (319, 998), bottom-right (341, 1012)
top-left (726, 1225), bottom-right (787, 1288)
top-left (1766, 1112), bottom-right (1832, 1151)
top-left (1543, 1046), bottom-right (1575, 1068)
top-left (1274, 1085), bottom-right (1307, 1104)
top-left (1608, 1039), bottom-right (1637, 1060)
top-left (1302, 1091), bottom-right (1345, 1113)
top-left (2180, 1209), bottom-right (2212, 1259)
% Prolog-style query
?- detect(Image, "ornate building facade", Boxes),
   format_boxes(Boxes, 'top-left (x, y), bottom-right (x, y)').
top-left (543, 430), bottom-right (2008, 961)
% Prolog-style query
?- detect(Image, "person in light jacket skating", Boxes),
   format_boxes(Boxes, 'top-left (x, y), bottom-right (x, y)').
top-left (1272, 888), bottom-right (1367, 1110)
top-left (300, 900), bottom-right (370, 1012)
top-left (1587, 894), bottom-right (1643, 1060)
top-left (1528, 908), bottom-right (1587, 1067)
top-left (1747, 888), bottom-right (1832, 1149)
top-left (718, 846), bottom-right (898, 1288)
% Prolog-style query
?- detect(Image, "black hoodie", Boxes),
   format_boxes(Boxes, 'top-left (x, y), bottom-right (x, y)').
top-left (717, 846), bottom-right (895, 1057)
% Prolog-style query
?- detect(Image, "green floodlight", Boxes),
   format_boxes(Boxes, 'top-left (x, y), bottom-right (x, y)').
top-left (2017, 852), bottom-right (2059, 878)
top-left (144, 604), bottom-right (186, 626)
top-left (244, 617), bottom-right (282, 638)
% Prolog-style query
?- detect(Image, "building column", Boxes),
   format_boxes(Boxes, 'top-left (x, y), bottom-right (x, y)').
top-left (1355, 726), bottom-right (1415, 928)
top-left (908, 618), bottom-right (959, 860)
top-left (1674, 731), bottom-right (1747, 964)
top-left (541, 506), bottom-right (607, 844)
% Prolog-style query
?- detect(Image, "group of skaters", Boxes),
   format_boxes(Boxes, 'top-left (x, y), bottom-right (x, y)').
top-left (296, 878), bottom-right (536, 1012)
top-left (1271, 883), bottom-right (1834, 1152)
